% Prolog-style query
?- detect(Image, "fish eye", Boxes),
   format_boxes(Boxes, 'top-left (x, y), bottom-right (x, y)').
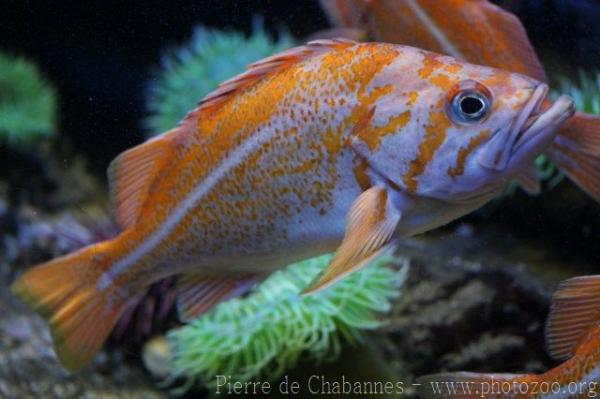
top-left (450, 90), bottom-right (490, 123)
top-left (448, 81), bottom-right (491, 123)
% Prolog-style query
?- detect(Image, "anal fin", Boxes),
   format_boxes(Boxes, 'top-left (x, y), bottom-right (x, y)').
top-left (303, 185), bottom-right (401, 295)
top-left (176, 272), bottom-right (260, 322)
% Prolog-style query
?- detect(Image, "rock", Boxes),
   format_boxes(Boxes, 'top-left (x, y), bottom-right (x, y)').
top-left (371, 224), bottom-right (584, 391)
top-left (142, 336), bottom-right (172, 380)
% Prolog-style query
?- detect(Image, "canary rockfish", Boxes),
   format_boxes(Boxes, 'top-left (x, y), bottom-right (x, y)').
top-left (11, 39), bottom-right (575, 370)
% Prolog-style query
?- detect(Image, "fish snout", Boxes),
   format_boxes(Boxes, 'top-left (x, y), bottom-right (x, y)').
top-left (506, 93), bottom-right (576, 175)
top-left (514, 93), bottom-right (575, 151)
top-left (478, 83), bottom-right (550, 171)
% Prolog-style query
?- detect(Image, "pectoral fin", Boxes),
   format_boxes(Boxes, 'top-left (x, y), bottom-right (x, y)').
top-left (177, 272), bottom-right (260, 321)
top-left (548, 113), bottom-right (600, 202)
top-left (303, 186), bottom-right (401, 295)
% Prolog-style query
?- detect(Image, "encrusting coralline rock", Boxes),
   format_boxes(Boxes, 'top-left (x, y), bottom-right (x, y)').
top-left (373, 225), bottom-right (571, 387)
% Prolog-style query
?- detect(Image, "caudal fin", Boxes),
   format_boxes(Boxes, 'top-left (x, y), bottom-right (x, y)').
top-left (549, 112), bottom-right (600, 202)
top-left (11, 247), bottom-right (125, 371)
top-left (417, 372), bottom-right (525, 399)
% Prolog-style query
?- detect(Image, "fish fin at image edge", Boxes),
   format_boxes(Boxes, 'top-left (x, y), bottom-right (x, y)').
top-left (549, 113), bottom-right (600, 202)
top-left (545, 274), bottom-right (600, 360)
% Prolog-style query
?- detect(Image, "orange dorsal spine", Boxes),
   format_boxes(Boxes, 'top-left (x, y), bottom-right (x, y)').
top-left (179, 38), bottom-right (357, 125)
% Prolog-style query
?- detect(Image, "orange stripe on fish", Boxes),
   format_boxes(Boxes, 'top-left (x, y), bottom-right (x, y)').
top-left (448, 129), bottom-right (491, 178)
top-left (406, 91), bottom-right (419, 106)
top-left (418, 51), bottom-right (444, 79)
top-left (403, 110), bottom-right (450, 192)
top-left (353, 105), bottom-right (412, 151)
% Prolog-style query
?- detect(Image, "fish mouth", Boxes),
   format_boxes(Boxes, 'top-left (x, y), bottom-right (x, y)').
top-left (479, 84), bottom-right (574, 171)
top-left (508, 93), bottom-right (575, 172)
top-left (512, 84), bottom-right (549, 150)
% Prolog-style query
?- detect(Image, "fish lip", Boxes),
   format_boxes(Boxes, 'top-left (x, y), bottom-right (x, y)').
top-left (507, 94), bottom-right (575, 174)
top-left (512, 84), bottom-right (551, 151)
top-left (511, 83), bottom-right (549, 155)
top-left (512, 94), bottom-right (576, 153)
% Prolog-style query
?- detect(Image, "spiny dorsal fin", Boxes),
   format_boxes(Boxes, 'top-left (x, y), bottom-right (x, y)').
top-left (181, 38), bottom-right (357, 121)
top-left (545, 275), bottom-right (600, 360)
top-left (108, 129), bottom-right (184, 229)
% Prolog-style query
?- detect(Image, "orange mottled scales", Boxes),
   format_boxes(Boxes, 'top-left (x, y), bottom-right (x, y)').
top-left (11, 39), bottom-right (575, 371)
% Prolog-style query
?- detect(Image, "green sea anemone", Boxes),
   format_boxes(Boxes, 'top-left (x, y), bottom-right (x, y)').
top-left (145, 22), bottom-right (293, 135)
top-left (0, 52), bottom-right (57, 148)
top-left (165, 253), bottom-right (408, 394)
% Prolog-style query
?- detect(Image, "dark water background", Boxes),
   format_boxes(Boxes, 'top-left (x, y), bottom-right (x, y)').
top-left (2, 0), bottom-right (600, 172)
top-left (2, 1), bottom-right (327, 172)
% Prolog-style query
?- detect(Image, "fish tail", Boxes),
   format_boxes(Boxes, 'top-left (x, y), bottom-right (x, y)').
top-left (549, 113), bottom-right (600, 202)
top-left (11, 244), bottom-right (125, 371)
top-left (417, 372), bottom-right (530, 399)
